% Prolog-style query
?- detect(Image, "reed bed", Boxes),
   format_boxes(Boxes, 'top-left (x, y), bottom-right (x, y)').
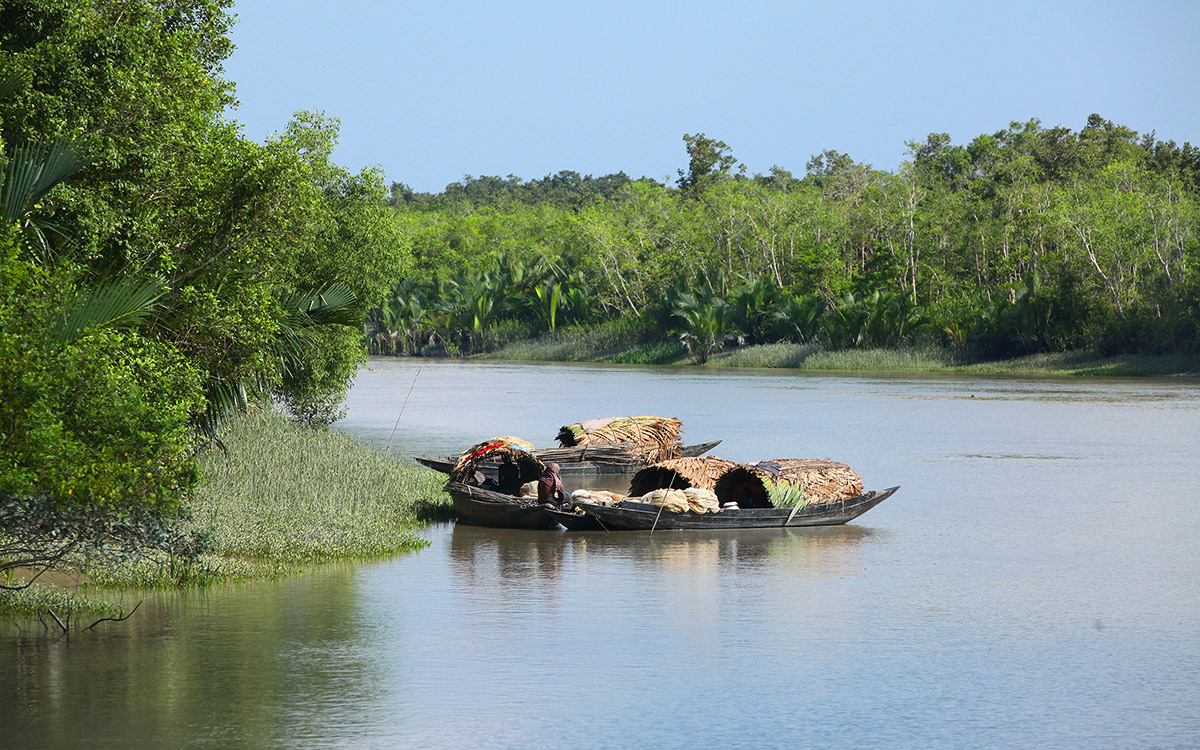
top-left (790, 346), bottom-right (961, 371)
top-left (708, 342), bottom-right (824, 368)
top-left (954, 350), bottom-right (1200, 376)
top-left (606, 341), bottom-right (687, 365)
top-left (0, 582), bottom-right (123, 618)
top-left (483, 329), bottom-right (1198, 378)
top-left (90, 410), bottom-right (449, 588)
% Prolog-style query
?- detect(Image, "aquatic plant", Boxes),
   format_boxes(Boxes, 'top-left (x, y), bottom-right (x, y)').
top-left (83, 411), bottom-right (449, 588)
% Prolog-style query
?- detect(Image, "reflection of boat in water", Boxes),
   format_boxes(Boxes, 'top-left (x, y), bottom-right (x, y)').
top-left (569, 486), bottom-right (899, 530)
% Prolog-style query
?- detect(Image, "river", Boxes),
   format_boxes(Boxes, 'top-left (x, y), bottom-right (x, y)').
top-left (3, 358), bottom-right (1199, 748)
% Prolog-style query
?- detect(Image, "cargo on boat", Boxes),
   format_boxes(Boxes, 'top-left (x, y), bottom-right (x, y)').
top-left (564, 457), bottom-right (896, 531)
top-left (415, 416), bottom-right (719, 479)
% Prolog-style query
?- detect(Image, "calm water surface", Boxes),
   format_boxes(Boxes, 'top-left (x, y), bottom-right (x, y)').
top-left (4, 358), bottom-right (1199, 749)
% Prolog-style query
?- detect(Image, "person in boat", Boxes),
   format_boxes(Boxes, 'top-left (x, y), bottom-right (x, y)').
top-left (537, 462), bottom-right (567, 505)
top-left (496, 454), bottom-right (522, 496)
top-left (730, 479), bottom-right (769, 508)
top-left (467, 469), bottom-right (491, 489)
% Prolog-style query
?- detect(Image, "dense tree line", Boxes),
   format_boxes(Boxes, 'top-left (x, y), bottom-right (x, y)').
top-left (1, 1), bottom-right (410, 578)
top-left (378, 120), bottom-right (1200, 361)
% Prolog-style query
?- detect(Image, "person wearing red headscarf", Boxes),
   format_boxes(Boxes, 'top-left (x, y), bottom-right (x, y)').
top-left (537, 462), bottom-right (567, 505)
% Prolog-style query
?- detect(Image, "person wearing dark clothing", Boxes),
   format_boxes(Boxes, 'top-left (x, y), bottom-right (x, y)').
top-left (538, 462), bottom-right (567, 505)
top-left (497, 454), bottom-right (522, 495)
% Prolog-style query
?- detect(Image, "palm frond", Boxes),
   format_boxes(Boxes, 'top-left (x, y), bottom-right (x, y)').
top-left (273, 283), bottom-right (360, 374)
top-left (193, 380), bottom-right (250, 441)
top-left (55, 276), bottom-right (166, 343)
top-left (280, 282), bottom-right (360, 328)
top-left (0, 69), bottom-right (31, 100)
top-left (1, 138), bottom-right (88, 224)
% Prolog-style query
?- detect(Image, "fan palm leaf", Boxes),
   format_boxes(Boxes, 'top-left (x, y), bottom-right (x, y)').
top-left (1, 138), bottom-right (88, 224)
top-left (273, 282), bottom-right (360, 374)
top-left (54, 276), bottom-right (166, 343)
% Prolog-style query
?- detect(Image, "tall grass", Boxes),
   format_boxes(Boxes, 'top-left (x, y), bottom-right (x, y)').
top-left (485, 327), bottom-right (1200, 377)
top-left (704, 343), bottom-right (962, 371)
top-left (954, 350), bottom-right (1200, 376)
top-left (708, 343), bottom-right (822, 368)
top-left (485, 318), bottom-right (654, 361)
top-left (608, 341), bottom-right (687, 365)
top-left (796, 346), bottom-right (963, 371)
top-left (88, 410), bottom-right (450, 588)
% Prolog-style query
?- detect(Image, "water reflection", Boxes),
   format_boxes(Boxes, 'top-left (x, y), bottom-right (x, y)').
top-left (448, 522), bottom-right (873, 587)
top-left (1, 565), bottom-right (387, 748)
top-left (449, 524), bottom-right (568, 585)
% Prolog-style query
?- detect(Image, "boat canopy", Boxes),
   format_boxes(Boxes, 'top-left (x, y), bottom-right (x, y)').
top-left (627, 456), bottom-right (738, 496)
top-left (714, 459), bottom-right (864, 509)
top-left (449, 438), bottom-right (545, 484)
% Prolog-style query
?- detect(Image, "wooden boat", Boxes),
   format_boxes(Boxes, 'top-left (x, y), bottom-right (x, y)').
top-left (568, 486), bottom-right (899, 531)
top-left (446, 481), bottom-right (559, 529)
top-left (415, 440), bottom-right (722, 477)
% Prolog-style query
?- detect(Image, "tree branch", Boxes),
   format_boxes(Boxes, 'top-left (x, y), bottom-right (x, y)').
top-left (85, 600), bottom-right (142, 631)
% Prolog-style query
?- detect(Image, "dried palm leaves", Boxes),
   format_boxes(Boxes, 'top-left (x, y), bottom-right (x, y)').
top-left (714, 459), bottom-right (863, 508)
top-left (627, 456), bottom-right (739, 496)
top-left (556, 416), bottom-right (684, 463)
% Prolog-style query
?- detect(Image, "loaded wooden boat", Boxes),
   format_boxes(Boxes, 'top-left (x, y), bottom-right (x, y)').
top-left (561, 456), bottom-right (897, 531)
top-left (569, 486), bottom-right (899, 530)
top-left (444, 438), bottom-right (556, 529)
top-left (414, 440), bottom-right (722, 477)
top-left (446, 481), bottom-right (560, 530)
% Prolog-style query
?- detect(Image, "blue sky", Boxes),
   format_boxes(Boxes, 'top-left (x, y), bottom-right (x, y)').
top-left (224, 1), bottom-right (1200, 193)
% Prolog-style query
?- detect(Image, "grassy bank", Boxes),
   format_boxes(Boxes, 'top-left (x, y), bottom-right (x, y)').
top-left (2, 411), bottom-right (449, 615)
top-left (485, 329), bottom-right (1200, 377)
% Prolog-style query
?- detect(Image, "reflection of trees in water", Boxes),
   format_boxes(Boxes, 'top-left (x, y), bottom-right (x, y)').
top-left (0, 564), bottom-right (380, 747)
top-left (449, 524), bottom-right (566, 586)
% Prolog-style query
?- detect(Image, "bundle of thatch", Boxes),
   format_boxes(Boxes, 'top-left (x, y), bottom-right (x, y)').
top-left (450, 438), bottom-right (544, 484)
top-left (627, 456), bottom-right (739, 496)
top-left (556, 416), bottom-right (684, 463)
top-left (533, 444), bottom-right (641, 464)
top-left (714, 459), bottom-right (863, 508)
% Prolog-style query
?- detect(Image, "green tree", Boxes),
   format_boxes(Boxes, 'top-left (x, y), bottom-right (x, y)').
top-left (677, 133), bottom-right (741, 199)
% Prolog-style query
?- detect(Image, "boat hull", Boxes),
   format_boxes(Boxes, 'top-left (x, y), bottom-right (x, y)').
top-left (544, 508), bottom-right (604, 531)
top-left (445, 481), bottom-right (559, 529)
top-left (572, 486), bottom-right (899, 530)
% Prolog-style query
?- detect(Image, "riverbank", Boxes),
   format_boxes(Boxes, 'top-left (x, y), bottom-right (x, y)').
top-left (1, 411), bottom-right (449, 618)
top-left (482, 328), bottom-right (1200, 377)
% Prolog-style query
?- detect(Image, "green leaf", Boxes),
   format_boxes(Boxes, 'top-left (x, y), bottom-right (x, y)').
top-left (55, 277), bottom-right (167, 343)
top-left (1, 139), bottom-right (88, 224)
